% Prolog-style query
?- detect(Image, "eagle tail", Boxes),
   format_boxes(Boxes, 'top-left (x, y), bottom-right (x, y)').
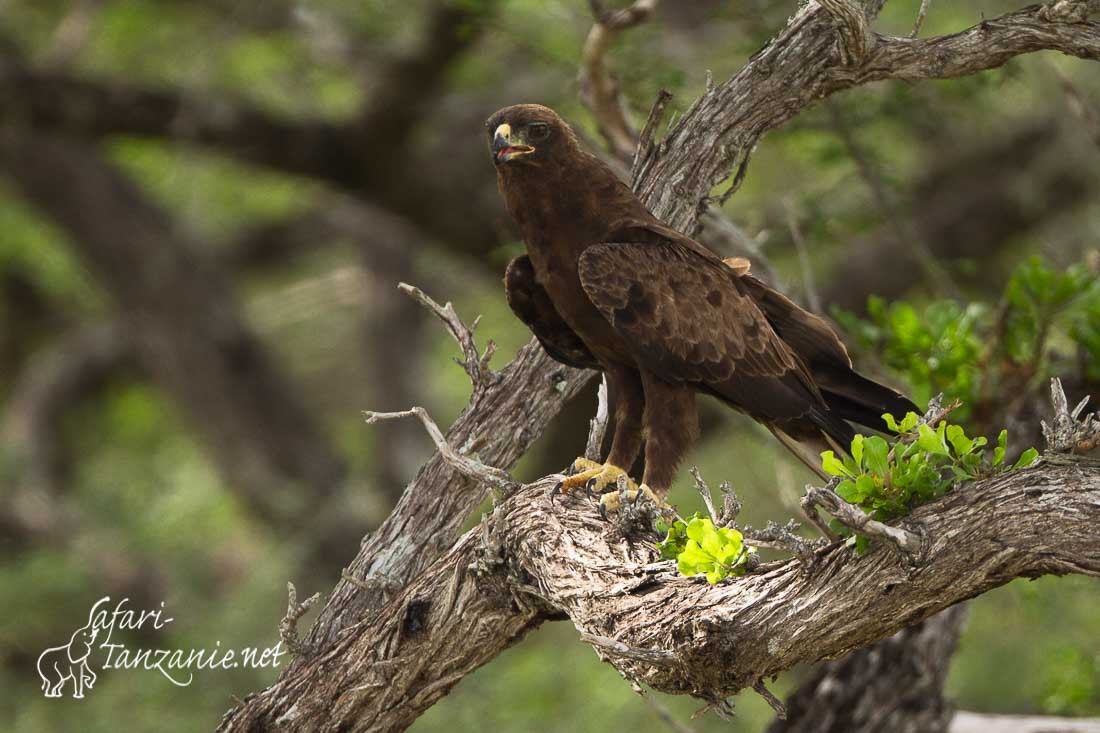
top-left (816, 367), bottom-right (921, 434)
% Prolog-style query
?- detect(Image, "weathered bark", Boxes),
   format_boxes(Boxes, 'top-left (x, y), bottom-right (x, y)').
top-left (305, 341), bottom-right (594, 648)
top-left (635, 1), bottom-right (1100, 235)
top-left (218, 461), bottom-right (1100, 732)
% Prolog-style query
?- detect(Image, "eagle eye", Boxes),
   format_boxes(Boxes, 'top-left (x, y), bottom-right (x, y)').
top-left (527, 122), bottom-right (550, 141)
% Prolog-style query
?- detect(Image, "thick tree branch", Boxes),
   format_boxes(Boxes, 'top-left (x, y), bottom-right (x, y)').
top-left (218, 461), bottom-right (1100, 731)
top-left (635, 0), bottom-right (1099, 234)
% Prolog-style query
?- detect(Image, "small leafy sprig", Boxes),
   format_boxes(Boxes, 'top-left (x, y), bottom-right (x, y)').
top-left (820, 412), bottom-right (1039, 526)
top-left (657, 513), bottom-right (754, 584)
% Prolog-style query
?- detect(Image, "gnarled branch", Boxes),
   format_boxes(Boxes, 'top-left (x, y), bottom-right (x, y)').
top-left (217, 460), bottom-right (1100, 731)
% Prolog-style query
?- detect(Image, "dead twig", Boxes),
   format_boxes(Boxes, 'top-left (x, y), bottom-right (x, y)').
top-left (585, 376), bottom-right (610, 461)
top-left (280, 582), bottom-right (321, 657)
top-left (579, 0), bottom-right (661, 162)
top-left (742, 520), bottom-right (822, 565)
top-left (633, 88), bottom-right (673, 180)
top-left (910, 0), bottom-right (933, 37)
top-left (364, 407), bottom-right (520, 496)
top-left (580, 631), bottom-right (678, 666)
top-left (753, 679), bottom-right (788, 720)
top-left (1042, 377), bottom-right (1100, 453)
top-left (803, 483), bottom-right (924, 557)
top-left (399, 282), bottom-right (497, 390)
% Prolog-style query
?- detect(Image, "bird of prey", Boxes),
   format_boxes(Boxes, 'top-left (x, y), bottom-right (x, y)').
top-left (488, 103), bottom-right (917, 512)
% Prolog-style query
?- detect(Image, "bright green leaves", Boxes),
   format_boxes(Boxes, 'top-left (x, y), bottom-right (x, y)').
top-left (822, 412), bottom-right (1040, 525)
top-left (658, 514), bottom-right (754, 584)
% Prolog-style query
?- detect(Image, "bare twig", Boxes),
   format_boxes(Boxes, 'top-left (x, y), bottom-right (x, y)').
top-left (280, 582), bottom-right (321, 657)
top-left (803, 484), bottom-right (924, 557)
top-left (363, 407), bottom-right (520, 495)
top-left (585, 375), bottom-right (610, 461)
top-left (754, 679), bottom-right (788, 720)
top-left (580, 632), bottom-right (678, 666)
top-left (718, 481), bottom-right (742, 526)
top-left (398, 282), bottom-right (497, 389)
top-left (910, 0), bottom-right (933, 38)
top-left (579, 0), bottom-right (661, 162)
top-left (690, 466), bottom-right (721, 524)
top-left (1042, 377), bottom-right (1100, 453)
top-left (742, 520), bottom-right (822, 565)
top-left (633, 88), bottom-right (673, 180)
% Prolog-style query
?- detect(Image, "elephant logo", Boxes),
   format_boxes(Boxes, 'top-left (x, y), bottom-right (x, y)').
top-left (37, 617), bottom-right (100, 698)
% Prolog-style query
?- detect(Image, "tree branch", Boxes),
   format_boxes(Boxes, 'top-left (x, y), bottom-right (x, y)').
top-left (579, 0), bottom-right (661, 162)
top-left (217, 460), bottom-right (1100, 731)
top-left (635, 0), bottom-right (1099, 234)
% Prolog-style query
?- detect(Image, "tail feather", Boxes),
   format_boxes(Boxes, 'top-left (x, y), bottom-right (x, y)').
top-left (815, 366), bottom-right (920, 433)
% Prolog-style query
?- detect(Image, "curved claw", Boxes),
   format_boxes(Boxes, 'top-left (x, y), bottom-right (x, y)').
top-left (585, 477), bottom-right (599, 498)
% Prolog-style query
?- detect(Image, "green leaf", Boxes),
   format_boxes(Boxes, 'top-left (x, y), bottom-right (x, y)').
top-left (993, 429), bottom-right (1008, 467)
top-left (836, 479), bottom-right (860, 503)
top-left (850, 433), bottom-right (864, 468)
top-left (1012, 447), bottom-right (1039, 470)
top-left (917, 423), bottom-right (949, 456)
top-left (882, 413), bottom-right (900, 432)
top-left (821, 450), bottom-right (852, 477)
top-left (899, 412), bottom-right (921, 432)
top-left (946, 424), bottom-right (974, 456)
top-left (863, 436), bottom-right (890, 476)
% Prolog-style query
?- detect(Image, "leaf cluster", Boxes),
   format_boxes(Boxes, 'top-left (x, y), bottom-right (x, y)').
top-left (821, 412), bottom-right (1039, 526)
top-left (657, 514), bottom-right (754, 584)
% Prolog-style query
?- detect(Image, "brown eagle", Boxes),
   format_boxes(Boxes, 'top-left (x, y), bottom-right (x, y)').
top-left (488, 103), bottom-right (916, 511)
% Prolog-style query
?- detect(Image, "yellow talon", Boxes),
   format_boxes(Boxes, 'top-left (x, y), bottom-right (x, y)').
top-left (554, 458), bottom-right (637, 497)
top-left (597, 484), bottom-right (667, 519)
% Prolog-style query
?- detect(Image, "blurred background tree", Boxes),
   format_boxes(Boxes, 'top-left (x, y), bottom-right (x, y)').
top-left (0, 0), bottom-right (1098, 731)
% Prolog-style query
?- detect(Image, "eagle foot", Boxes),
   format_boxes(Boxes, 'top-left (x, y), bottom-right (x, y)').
top-left (551, 458), bottom-right (638, 502)
top-left (597, 483), bottom-right (667, 520)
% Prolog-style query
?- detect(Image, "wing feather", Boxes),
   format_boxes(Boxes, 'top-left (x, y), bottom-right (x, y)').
top-left (505, 255), bottom-right (600, 370)
top-left (578, 240), bottom-right (825, 422)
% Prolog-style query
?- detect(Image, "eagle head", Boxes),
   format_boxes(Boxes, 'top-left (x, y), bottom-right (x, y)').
top-left (485, 104), bottom-right (576, 168)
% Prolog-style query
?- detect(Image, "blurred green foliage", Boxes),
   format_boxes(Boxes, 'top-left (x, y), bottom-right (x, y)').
top-left (836, 257), bottom-right (1100, 415)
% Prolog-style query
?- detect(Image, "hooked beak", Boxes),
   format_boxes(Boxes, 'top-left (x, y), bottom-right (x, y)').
top-left (492, 123), bottom-right (535, 165)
